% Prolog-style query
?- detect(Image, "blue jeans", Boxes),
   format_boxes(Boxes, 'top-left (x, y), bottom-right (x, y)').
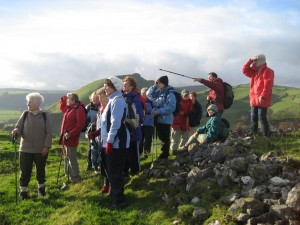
top-left (251, 107), bottom-right (270, 136)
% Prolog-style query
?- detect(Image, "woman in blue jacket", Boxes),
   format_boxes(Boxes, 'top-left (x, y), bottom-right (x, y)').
top-left (101, 76), bottom-right (130, 210)
top-left (146, 76), bottom-right (176, 159)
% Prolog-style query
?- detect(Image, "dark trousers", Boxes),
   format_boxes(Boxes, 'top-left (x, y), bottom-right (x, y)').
top-left (124, 141), bottom-right (140, 174)
top-left (87, 143), bottom-right (92, 167)
top-left (100, 148), bottom-right (109, 186)
top-left (155, 123), bottom-right (171, 156)
top-left (139, 126), bottom-right (154, 154)
top-left (19, 152), bottom-right (48, 187)
top-left (251, 107), bottom-right (270, 136)
top-left (106, 147), bottom-right (127, 204)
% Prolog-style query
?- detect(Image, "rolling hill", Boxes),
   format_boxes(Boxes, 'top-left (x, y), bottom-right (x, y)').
top-left (1, 74), bottom-right (299, 134)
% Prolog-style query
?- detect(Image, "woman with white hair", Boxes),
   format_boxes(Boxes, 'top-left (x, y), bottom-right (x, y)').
top-left (11, 92), bottom-right (52, 200)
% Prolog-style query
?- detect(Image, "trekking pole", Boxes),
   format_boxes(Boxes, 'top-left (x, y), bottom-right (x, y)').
top-left (159, 69), bottom-right (195, 80)
top-left (12, 135), bottom-right (18, 204)
top-left (150, 127), bottom-right (155, 169)
top-left (56, 144), bottom-right (64, 185)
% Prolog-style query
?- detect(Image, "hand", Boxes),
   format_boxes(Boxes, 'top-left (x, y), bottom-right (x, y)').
top-left (41, 147), bottom-right (49, 156)
top-left (61, 95), bottom-right (67, 101)
top-left (193, 132), bottom-right (198, 138)
top-left (251, 55), bottom-right (258, 61)
top-left (194, 77), bottom-right (203, 83)
top-left (258, 96), bottom-right (265, 104)
top-left (106, 142), bottom-right (113, 155)
top-left (64, 132), bottom-right (70, 140)
top-left (11, 129), bottom-right (18, 137)
top-left (88, 130), bottom-right (100, 139)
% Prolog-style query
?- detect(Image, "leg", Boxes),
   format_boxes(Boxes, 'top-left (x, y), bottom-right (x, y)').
top-left (251, 107), bottom-right (259, 133)
top-left (258, 107), bottom-right (270, 137)
top-left (19, 152), bottom-right (34, 191)
top-left (128, 141), bottom-right (140, 174)
top-left (67, 146), bottom-right (81, 182)
top-left (87, 143), bottom-right (92, 170)
top-left (170, 128), bottom-right (181, 152)
top-left (156, 123), bottom-right (171, 158)
top-left (179, 130), bottom-right (190, 149)
top-left (34, 153), bottom-right (48, 196)
top-left (143, 126), bottom-right (154, 155)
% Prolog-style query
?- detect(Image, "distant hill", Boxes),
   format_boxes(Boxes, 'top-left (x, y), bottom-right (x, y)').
top-left (1, 75), bottom-right (299, 134)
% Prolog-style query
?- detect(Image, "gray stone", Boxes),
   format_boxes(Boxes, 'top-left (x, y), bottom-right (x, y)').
top-left (286, 187), bottom-right (300, 212)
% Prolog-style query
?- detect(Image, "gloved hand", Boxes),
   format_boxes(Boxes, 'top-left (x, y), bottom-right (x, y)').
top-left (106, 142), bottom-right (113, 155)
top-left (61, 96), bottom-right (67, 101)
top-left (88, 130), bottom-right (100, 139)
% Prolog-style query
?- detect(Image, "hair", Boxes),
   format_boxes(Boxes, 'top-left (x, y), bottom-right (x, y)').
top-left (190, 91), bottom-right (197, 97)
top-left (209, 72), bottom-right (218, 78)
top-left (89, 91), bottom-right (97, 101)
top-left (104, 78), bottom-right (116, 91)
top-left (67, 92), bottom-right (79, 102)
top-left (123, 76), bottom-right (137, 89)
top-left (96, 87), bottom-right (106, 96)
top-left (26, 92), bottom-right (44, 105)
top-left (141, 87), bottom-right (148, 93)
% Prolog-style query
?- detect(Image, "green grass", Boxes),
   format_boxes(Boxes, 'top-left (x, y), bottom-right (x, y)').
top-left (0, 130), bottom-right (299, 224)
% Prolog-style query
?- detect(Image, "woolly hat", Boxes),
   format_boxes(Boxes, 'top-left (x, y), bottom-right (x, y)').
top-left (256, 54), bottom-right (266, 67)
top-left (157, 76), bottom-right (169, 86)
top-left (108, 76), bottom-right (123, 91)
top-left (181, 89), bottom-right (189, 96)
top-left (207, 104), bottom-right (218, 113)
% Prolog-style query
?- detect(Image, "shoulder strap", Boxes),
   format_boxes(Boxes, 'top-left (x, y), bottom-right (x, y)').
top-left (21, 111), bottom-right (46, 132)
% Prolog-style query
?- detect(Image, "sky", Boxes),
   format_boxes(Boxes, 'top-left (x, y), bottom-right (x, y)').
top-left (0, 0), bottom-right (299, 90)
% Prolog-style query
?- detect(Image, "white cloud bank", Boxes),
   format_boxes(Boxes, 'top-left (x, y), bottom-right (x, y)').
top-left (0, 0), bottom-right (299, 90)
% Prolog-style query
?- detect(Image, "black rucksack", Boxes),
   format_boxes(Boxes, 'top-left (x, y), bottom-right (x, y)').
top-left (222, 82), bottom-right (234, 109)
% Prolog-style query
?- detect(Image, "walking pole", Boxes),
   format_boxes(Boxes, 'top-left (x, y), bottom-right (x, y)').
top-left (159, 69), bottom-right (195, 80)
top-left (150, 126), bottom-right (155, 169)
top-left (12, 135), bottom-right (18, 204)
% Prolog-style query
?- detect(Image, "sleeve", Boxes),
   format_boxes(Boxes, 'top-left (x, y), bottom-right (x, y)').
top-left (146, 85), bottom-right (159, 106)
top-left (43, 112), bottom-right (52, 148)
top-left (261, 69), bottom-right (274, 100)
top-left (69, 106), bottom-right (86, 137)
top-left (60, 98), bottom-right (68, 113)
top-left (205, 117), bottom-right (222, 142)
top-left (242, 59), bottom-right (256, 78)
top-left (134, 95), bottom-right (145, 124)
top-left (14, 111), bottom-right (27, 134)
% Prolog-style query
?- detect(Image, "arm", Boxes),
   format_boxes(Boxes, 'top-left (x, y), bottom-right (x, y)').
top-left (146, 85), bottom-right (159, 106)
top-left (42, 112), bottom-right (52, 156)
top-left (205, 117), bottom-right (222, 142)
top-left (242, 59), bottom-right (256, 78)
top-left (156, 92), bottom-right (176, 116)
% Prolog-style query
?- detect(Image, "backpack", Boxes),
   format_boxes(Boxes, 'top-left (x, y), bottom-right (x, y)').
top-left (165, 89), bottom-right (181, 117)
top-left (222, 82), bottom-right (234, 109)
top-left (219, 118), bottom-right (230, 143)
top-left (75, 104), bottom-right (89, 132)
top-left (124, 96), bottom-right (140, 134)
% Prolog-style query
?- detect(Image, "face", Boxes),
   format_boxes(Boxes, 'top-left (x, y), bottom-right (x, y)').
top-left (141, 90), bottom-right (147, 99)
top-left (207, 109), bottom-right (215, 116)
top-left (104, 83), bottom-right (115, 96)
top-left (27, 98), bottom-right (40, 111)
top-left (182, 94), bottom-right (189, 100)
top-left (66, 96), bottom-right (75, 106)
top-left (208, 74), bottom-right (214, 81)
top-left (123, 81), bottom-right (133, 93)
top-left (156, 81), bottom-right (164, 89)
top-left (92, 94), bottom-right (100, 105)
top-left (99, 94), bottom-right (109, 106)
top-left (189, 93), bottom-right (195, 101)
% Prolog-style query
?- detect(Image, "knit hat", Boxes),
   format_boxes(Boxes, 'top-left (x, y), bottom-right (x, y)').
top-left (181, 89), bottom-right (189, 96)
top-left (157, 76), bottom-right (169, 86)
top-left (256, 54), bottom-right (266, 67)
top-left (108, 76), bottom-right (123, 91)
top-left (207, 104), bottom-right (218, 113)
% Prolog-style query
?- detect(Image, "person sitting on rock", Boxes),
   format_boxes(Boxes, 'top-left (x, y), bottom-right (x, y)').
top-left (183, 104), bottom-right (222, 150)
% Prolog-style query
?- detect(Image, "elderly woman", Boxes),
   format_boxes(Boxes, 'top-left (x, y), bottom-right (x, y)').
top-left (101, 76), bottom-right (130, 210)
top-left (11, 92), bottom-right (52, 200)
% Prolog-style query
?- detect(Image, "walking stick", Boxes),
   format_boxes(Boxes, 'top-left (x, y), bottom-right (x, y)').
top-left (150, 126), bottom-right (155, 169)
top-left (159, 69), bottom-right (195, 80)
top-left (12, 135), bottom-right (18, 204)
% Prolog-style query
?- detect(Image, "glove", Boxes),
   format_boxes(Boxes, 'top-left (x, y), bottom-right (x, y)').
top-left (61, 95), bottom-right (67, 101)
top-left (106, 142), bottom-right (113, 155)
top-left (88, 130), bottom-right (100, 139)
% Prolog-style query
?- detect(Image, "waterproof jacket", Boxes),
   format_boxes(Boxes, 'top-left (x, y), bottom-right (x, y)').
top-left (196, 112), bottom-right (222, 143)
top-left (122, 91), bottom-right (144, 141)
top-left (15, 110), bottom-right (52, 153)
top-left (188, 99), bottom-right (203, 127)
top-left (86, 102), bottom-right (100, 125)
top-left (171, 98), bottom-right (193, 131)
top-left (142, 98), bottom-right (154, 127)
top-left (242, 59), bottom-right (274, 108)
top-left (146, 85), bottom-right (176, 125)
top-left (201, 77), bottom-right (224, 111)
top-left (100, 91), bottom-right (130, 149)
top-left (60, 100), bottom-right (86, 147)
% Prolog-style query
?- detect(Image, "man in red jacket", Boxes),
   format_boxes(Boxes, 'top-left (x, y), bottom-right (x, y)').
top-left (60, 92), bottom-right (86, 183)
top-left (194, 72), bottom-right (224, 115)
top-left (242, 54), bottom-right (274, 137)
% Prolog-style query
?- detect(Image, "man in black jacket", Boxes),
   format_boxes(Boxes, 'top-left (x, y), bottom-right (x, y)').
top-left (188, 92), bottom-right (203, 134)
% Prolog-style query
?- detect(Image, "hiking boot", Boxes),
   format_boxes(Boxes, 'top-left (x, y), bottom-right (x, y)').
top-left (110, 201), bottom-right (127, 211)
top-left (70, 176), bottom-right (82, 184)
top-left (19, 191), bottom-right (30, 200)
top-left (38, 187), bottom-right (46, 197)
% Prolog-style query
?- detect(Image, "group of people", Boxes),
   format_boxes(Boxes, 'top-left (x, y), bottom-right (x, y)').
top-left (11, 53), bottom-right (274, 210)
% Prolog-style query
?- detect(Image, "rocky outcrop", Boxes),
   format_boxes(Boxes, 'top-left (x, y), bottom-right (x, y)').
top-left (146, 133), bottom-right (300, 224)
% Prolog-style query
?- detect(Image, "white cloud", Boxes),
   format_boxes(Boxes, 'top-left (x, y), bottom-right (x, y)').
top-left (0, 0), bottom-right (299, 89)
